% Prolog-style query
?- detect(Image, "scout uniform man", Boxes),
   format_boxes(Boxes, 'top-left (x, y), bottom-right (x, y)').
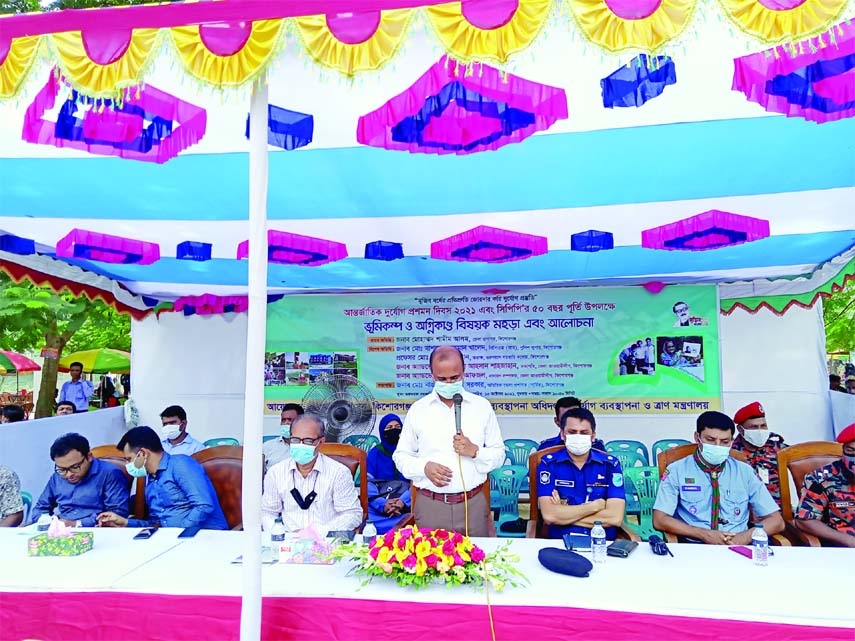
top-left (730, 401), bottom-right (788, 507)
top-left (652, 411), bottom-right (784, 544)
top-left (794, 423), bottom-right (855, 548)
top-left (537, 407), bottom-right (626, 540)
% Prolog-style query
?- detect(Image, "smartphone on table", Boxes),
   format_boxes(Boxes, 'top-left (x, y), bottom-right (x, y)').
top-left (133, 527), bottom-right (159, 540)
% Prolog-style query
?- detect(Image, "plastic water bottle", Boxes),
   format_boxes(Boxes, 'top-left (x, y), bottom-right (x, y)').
top-left (270, 517), bottom-right (286, 562)
top-left (591, 521), bottom-right (607, 564)
top-left (362, 521), bottom-right (377, 544)
top-left (752, 524), bottom-right (768, 566)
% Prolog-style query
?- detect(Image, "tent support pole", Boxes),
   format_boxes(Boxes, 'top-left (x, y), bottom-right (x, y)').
top-left (240, 75), bottom-right (269, 641)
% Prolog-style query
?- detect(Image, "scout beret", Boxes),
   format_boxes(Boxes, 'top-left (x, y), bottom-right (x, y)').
top-left (733, 401), bottom-right (765, 425)
top-left (538, 547), bottom-right (593, 578)
top-left (836, 423), bottom-right (855, 445)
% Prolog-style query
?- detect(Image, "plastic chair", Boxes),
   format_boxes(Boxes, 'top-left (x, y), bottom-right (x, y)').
top-left (204, 437), bottom-right (240, 447)
top-left (489, 465), bottom-right (528, 538)
top-left (343, 434), bottom-right (380, 453)
top-left (622, 467), bottom-right (662, 541)
top-left (503, 439), bottom-right (539, 468)
top-left (605, 440), bottom-right (650, 466)
top-left (651, 439), bottom-right (691, 463)
top-left (262, 435), bottom-right (279, 443)
top-left (20, 491), bottom-right (32, 524)
top-left (610, 450), bottom-right (647, 515)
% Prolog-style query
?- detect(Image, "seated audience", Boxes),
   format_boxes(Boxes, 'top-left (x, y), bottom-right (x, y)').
top-left (263, 403), bottom-right (304, 473)
top-left (538, 397), bottom-right (605, 452)
top-left (30, 433), bottom-right (129, 527)
top-left (653, 411), bottom-right (784, 544)
top-left (0, 465), bottom-right (24, 527)
top-left (794, 423), bottom-right (855, 547)
top-left (1, 404), bottom-right (26, 423)
top-left (366, 413), bottom-right (411, 534)
top-left (261, 414), bottom-right (362, 534)
top-left (160, 405), bottom-right (206, 456)
top-left (730, 402), bottom-right (788, 507)
top-left (97, 426), bottom-right (228, 530)
top-left (55, 401), bottom-right (77, 416)
top-left (537, 408), bottom-right (626, 540)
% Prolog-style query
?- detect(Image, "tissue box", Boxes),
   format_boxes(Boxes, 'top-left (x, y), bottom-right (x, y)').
top-left (278, 536), bottom-right (335, 565)
top-left (28, 532), bottom-right (94, 557)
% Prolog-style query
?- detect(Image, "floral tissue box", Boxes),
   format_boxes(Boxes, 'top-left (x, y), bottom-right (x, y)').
top-left (278, 536), bottom-right (335, 565)
top-left (28, 532), bottom-right (94, 557)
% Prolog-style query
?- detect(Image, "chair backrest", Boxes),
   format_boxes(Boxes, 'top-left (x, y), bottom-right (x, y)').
top-left (527, 445), bottom-right (564, 538)
top-left (656, 443), bottom-right (748, 478)
top-left (319, 443), bottom-right (368, 524)
top-left (623, 466), bottom-right (661, 540)
top-left (503, 439), bottom-right (539, 468)
top-left (605, 440), bottom-right (650, 466)
top-left (342, 434), bottom-right (380, 453)
top-left (204, 437), bottom-right (240, 447)
top-left (20, 491), bottom-right (32, 524)
top-left (611, 450), bottom-right (648, 471)
top-left (776, 441), bottom-right (843, 521)
top-left (489, 465), bottom-right (528, 515)
top-left (91, 444), bottom-right (147, 519)
top-left (192, 445), bottom-right (259, 530)
top-left (262, 435), bottom-right (280, 443)
top-left (651, 439), bottom-right (692, 463)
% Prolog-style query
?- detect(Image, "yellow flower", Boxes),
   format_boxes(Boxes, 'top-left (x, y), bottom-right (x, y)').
top-left (414, 557), bottom-right (428, 576)
top-left (415, 540), bottom-right (431, 559)
top-left (376, 547), bottom-right (393, 565)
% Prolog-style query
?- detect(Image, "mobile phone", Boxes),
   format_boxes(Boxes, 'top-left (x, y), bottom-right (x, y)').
top-left (133, 527), bottom-right (158, 540)
top-left (562, 533), bottom-right (592, 552)
top-left (178, 526), bottom-right (201, 539)
top-left (729, 545), bottom-right (752, 559)
top-left (327, 530), bottom-right (356, 542)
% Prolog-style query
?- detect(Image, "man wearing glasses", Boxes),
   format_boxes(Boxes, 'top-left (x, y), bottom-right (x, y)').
top-left (30, 433), bottom-right (129, 527)
top-left (795, 423), bottom-right (855, 548)
top-left (261, 414), bottom-right (362, 534)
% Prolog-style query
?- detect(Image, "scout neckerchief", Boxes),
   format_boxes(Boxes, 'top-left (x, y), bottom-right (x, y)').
top-left (693, 450), bottom-right (726, 529)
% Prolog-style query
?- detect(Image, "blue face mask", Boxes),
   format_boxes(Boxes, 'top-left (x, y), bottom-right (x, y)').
top-left (434, 380), bottom-right (463, 399)
top-left (291, 443), bottom-right (317, 465)
top-left (125, 452), bottom-right (147, 478)
top-left (700, 443), bottom-right (731, 466)
top-left (280, 425), bottom-right (291, 439)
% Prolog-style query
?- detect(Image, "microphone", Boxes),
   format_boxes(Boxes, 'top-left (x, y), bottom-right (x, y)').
top-left (452, 393), bottom-right (463, 435)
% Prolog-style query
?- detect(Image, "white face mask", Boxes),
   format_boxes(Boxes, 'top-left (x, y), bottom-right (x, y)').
top-left (742, 429), bottom-right (770, 448)
top-left (163, 424), bottom-right (181, 441)
top-left (564, 433), bottom-right (593, 456)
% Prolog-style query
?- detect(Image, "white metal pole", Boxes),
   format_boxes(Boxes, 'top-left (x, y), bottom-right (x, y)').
top-left (240, 74), bottom-right (269, 641)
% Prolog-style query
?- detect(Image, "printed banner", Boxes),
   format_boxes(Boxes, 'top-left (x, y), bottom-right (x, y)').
top-left (265, 285), bottom-right (721, 415)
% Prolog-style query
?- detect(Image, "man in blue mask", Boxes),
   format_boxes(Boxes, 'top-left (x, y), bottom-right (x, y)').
top-left (652, 410), bottom-right (783, 544)
top-left (393, 345), bottom-right (506, 536)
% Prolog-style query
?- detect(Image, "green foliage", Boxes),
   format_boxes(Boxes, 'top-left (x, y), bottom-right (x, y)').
top-left (824, 279), bottom-right (855, 353)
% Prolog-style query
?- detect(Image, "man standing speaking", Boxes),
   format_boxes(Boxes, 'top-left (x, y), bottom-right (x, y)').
top-left (393, 345), bottom-right (505, 536)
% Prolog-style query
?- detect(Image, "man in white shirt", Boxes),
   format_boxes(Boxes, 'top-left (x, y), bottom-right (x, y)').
top-left (263, 403), bottom-right (304, 473)
top-left (261, 414), bottom-right (362, 534)
top-left (393, 345), bottom-right (505, 537)
top-left (160, 405), bottom-right (206, 456)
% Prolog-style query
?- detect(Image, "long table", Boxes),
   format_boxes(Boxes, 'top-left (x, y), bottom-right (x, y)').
top-left (1, 528), bottom-right (853, 641)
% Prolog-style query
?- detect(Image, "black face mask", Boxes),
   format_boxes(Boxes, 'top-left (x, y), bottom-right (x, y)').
top-left (385, 428), bottom-right (402, 446)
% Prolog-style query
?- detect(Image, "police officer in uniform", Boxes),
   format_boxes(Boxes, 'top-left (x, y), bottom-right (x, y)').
top-left (537, 407), bottom-right (626, 540)
top-left (730, 401), bottom-right (789, 508)
top-left (795, 423), bottom-right (855, 547)
top-left (652, 411), bottom-right (784, 544)
top-left (537, 397), bottom-right (605, 453)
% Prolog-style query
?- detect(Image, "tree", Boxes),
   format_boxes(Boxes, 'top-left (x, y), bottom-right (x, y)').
top-left (0, 271), bottom-right (130, 417)
top-left (824, 279), bottom-right (855, 354)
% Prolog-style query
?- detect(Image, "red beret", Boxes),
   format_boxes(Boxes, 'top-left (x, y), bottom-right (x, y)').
top-left (836, 423), bottom-right (855, 445)
top-left (734, 401), bottom-right (765, 425)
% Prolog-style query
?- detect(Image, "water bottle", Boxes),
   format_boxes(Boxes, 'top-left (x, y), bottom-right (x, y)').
top-left (270, 517), bottom-right (286, 562)
top-left (591, 521), bottom-right (607, 564)
top-left (362, 521), bottom-right (377, 544)
top-left (752, 524), bottom-right (768, 566)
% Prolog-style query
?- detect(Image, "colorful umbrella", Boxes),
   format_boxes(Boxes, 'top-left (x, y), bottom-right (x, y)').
top-left (59, 348), bottom-right (131, 374)
top-left (0, 350), bottom-right (41, 375)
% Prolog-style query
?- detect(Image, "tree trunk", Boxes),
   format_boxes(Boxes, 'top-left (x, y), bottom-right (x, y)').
top-left (35, 333), bottom-right (67, 418)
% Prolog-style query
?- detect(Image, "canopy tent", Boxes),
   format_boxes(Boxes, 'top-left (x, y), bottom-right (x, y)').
top-left (1, 2), bottom-right (854, 640)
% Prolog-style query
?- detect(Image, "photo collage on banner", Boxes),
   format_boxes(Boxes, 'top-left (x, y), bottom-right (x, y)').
top-left (265, 285), bottom-right (721, 415)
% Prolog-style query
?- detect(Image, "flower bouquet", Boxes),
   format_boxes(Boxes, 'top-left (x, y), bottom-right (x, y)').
top-left (328, 526), bottom-right (527, 591)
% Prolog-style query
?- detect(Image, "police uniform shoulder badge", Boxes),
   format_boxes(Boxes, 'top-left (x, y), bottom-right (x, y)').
top-left (539, 470), bottom-right (551, 485)
top-left (612, 473), bottom-right (624, 487)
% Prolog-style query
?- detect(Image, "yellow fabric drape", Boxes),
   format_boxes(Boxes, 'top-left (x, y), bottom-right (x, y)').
top-left (717, 0), bottom-right (848, 44)
top-left (426, 0), bottom-right (553, 65)
top-left (293, 9), bottom-right (414, 77)
top-left (0, 36), bottom-right (41, 100)
top-left (170, 20), bottom-right (285, 88)
top-left (566, 0), bottom-right (698, 53)
top-left (49, 29), bottom-right (159, 97)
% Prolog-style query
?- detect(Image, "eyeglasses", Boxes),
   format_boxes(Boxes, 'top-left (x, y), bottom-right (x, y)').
top-left (55, 458), bottom-right (87, 476)
top-left (286, 436), bottom-right (321, 446)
